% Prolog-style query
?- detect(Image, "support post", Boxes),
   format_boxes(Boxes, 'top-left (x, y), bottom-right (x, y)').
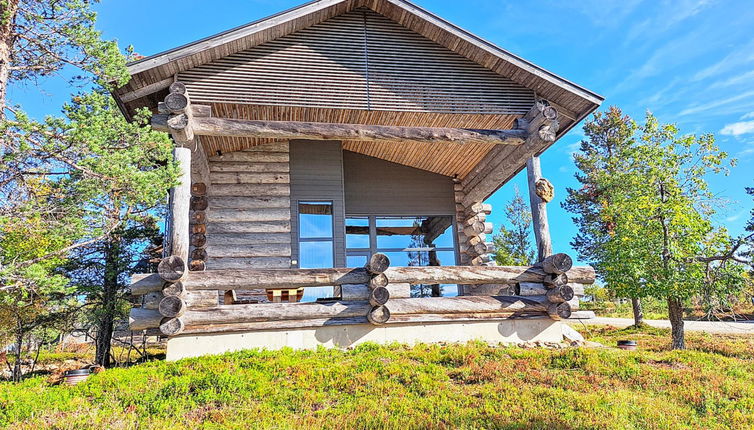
top-left (526, 156), bottom-right (553, 261)
top-left (170, 146), bottom-right (192, 265)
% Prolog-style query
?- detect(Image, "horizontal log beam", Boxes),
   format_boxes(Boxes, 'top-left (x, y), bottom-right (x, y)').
top-left (151, 115), bottom-right (529, 146)
top-left (130, 265), bottom-right (596, 295)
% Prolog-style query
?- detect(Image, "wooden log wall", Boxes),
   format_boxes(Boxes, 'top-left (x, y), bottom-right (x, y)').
top-left (128, 260), bottom-right (596, 335)
top-left (454, 180), bottom-right (506, 296)
top-left (189, 138), bottom-right (210, 273)
top-left (205, 141), bottom-right (293, 302)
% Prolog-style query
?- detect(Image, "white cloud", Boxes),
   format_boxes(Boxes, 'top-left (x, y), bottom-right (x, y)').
top-left (709, 70), bottom-right (754, 89)
top-left (743, 112), bottom-right (754, 120)
top-left (679, 89), bottom-right (754, 116)
top-left (725, 210), bottom-right (745, 222)
top-left (720, 120), bottom-right (754, 136)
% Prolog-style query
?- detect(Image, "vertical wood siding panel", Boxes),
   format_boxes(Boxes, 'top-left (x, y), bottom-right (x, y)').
top-left (290, 140), bottom-right (347, 268)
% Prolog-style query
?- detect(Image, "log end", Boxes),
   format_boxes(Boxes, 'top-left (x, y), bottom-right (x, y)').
top-left (367, 306), bottom-right (391, 325)
top-left (160, 317), bottom-right (185, 336)
top-left (547, 302), bottom-right (572, 320)
top-left (159, 296), bottom-right (187, 318)
top-left (369, 287), bottom-right (390, 307)
top-left (366, 253), bottom-right (390, 275)
top-left (368, 273), bottom-right (389, 289)
top-left (158, 255), bottom-right (188, 283)
top-left (541, 253), bottom-right (573, 275)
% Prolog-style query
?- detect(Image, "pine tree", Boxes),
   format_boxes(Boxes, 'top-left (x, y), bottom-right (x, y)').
top-left (493, 186), bottom-right (535, 266)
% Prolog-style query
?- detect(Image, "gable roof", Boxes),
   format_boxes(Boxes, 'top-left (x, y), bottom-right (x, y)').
top-left (114, 0), bottom-right (602, 122)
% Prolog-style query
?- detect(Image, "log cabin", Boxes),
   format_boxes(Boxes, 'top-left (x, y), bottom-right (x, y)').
top-left (116, 0), bottom-right (603, 360)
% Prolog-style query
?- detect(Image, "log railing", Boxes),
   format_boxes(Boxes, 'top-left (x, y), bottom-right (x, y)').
top-left (129, 252), bottom-right (595, 337)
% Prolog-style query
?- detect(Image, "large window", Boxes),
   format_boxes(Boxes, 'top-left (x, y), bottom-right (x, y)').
top-left (298, 201), bottom-right (335, 301)
top-left (346, 216), bottom-right (457, 297)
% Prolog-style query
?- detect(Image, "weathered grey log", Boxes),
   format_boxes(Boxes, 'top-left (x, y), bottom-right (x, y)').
top-left (547, 302), bottom-right (571, 320)
top-left (463, 221), bottom-right (486, 237)
top-left (369, 273), bottom-right (389, 289)
top-left (341, 283), bottom-right (409, 300)
top-left (175, 296), bottom-right (569, 327)
top-left (570, 283), bottom-right (587, 297)
top-left (129, 308), bottom-right (163, 331)
top-left (183, 301), bottom-right (373, 326)
top-left (151, 115), bottom-right (530, 146)
top-left (158, 255), bottom-right (188, 283)
top-left (468, 234), bottom-right (487, 246)
top-left (566, 296), bottom-right (580, 312)
top-left (543, 272), bottom-right (568, 288)
top-left (160, 317), bottom-right (185, 336)
top-left (144, 290), bottom-right (216, 310)
top-left (471, 255), bottom-right (492, 266)
top-left (527, 156), bottom-right (553, 261)
top-left (181, 317), bottom-right (369, 334)
top-left (462, 284), bottom-right (516, 296)
top-left (164, 92), bottom-right (189, 114)
top-left (171, 147), bottom-right (192, 263)
top-left (129, 265), bottom-right (597, 294)
top-left (466, 202), bottom-right (492, 215)
top-left (365, 253), bottom-right (390, 275)
top-left (159, 296), bottom-right (187, 318)
top-left (464, 213), bottom-right (486, 224)
top-left (185, 290), bottom-right (219, 308)
top-left (369, 287), bottom-right (390, 306)
top-left (546, 285), bottom-right (575, 303)
top-left (169, 81), bottom-right (187, 95)
top-left (207, 208), bottom-right (291, 223)
top-left (367, 306), bottom-right (391, 325)
top-left (518, 282), bottom-right (546, 296)
top-left (541, 253), bottom-right (573, 274)
top-left (162, 281), bottom-right (186, 297)
top-left (167, 113), bottom-right (194, 143)
top-left (142, 292), bottom-right (163, 310)
top-left (205, 243), bottom-right (291, 259)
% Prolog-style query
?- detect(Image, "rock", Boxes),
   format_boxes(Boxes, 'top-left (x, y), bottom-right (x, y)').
top-left (562, 324), bottom-right (585, 343)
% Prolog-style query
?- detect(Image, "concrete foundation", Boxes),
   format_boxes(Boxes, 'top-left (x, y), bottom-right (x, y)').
top-left (166, 318), bottom-right (565, 361)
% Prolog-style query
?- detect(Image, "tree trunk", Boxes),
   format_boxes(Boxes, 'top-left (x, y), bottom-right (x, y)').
top-left (667, 297), bottom-right (685, 350)
top-left (11, 329), bottom-right (23, 382)
top-left (631, 297), bottom-right (644, 326)
top-left (0, 1), bottom-right (18, 120)
top-left (95, 238), bottom-right (120, 367)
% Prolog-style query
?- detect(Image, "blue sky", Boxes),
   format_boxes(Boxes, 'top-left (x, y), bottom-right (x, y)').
top-left (9, 0), bottom-right (754, 265)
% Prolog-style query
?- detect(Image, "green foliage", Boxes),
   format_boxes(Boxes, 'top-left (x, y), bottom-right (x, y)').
top-left (3, 0), bottom-right (128, 90)
top-left (565, 107), bottom-right (749, 347)
top-left (0, 0), bottom-right (176, 375)
top-left (493, 185), bottom-right (535, 266)
top-left (2, 327), bottom-right (754, 428)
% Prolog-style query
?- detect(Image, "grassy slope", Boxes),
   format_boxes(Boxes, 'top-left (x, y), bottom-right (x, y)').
top-left (1, 326), bottom-right (754, 429)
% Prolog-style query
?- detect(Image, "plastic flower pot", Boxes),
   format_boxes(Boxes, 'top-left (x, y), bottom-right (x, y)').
top-left (63, 368), bottom-right (92, 386)
top-left (617, 340), bottom-right (638, 351)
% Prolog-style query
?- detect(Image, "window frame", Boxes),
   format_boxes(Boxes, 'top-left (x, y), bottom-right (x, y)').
top-left (297, 200), bottom-right (336, 268)
top-left (345, 215), bottom-right (458, 265)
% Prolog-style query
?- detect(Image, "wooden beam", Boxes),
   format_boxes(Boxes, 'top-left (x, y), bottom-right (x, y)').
top-left (151, 115), bottom-right (529, 146)
top-left (129, 265), bottom-right (597, 295)
top-left (118, 77), bottom-right (173, 103)
top-left (527, 156), bottom-right (553, 261)
top-left (170, 147), bottom-right (192, 264)
top-left (461, 104), bottom-right (560, 207)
